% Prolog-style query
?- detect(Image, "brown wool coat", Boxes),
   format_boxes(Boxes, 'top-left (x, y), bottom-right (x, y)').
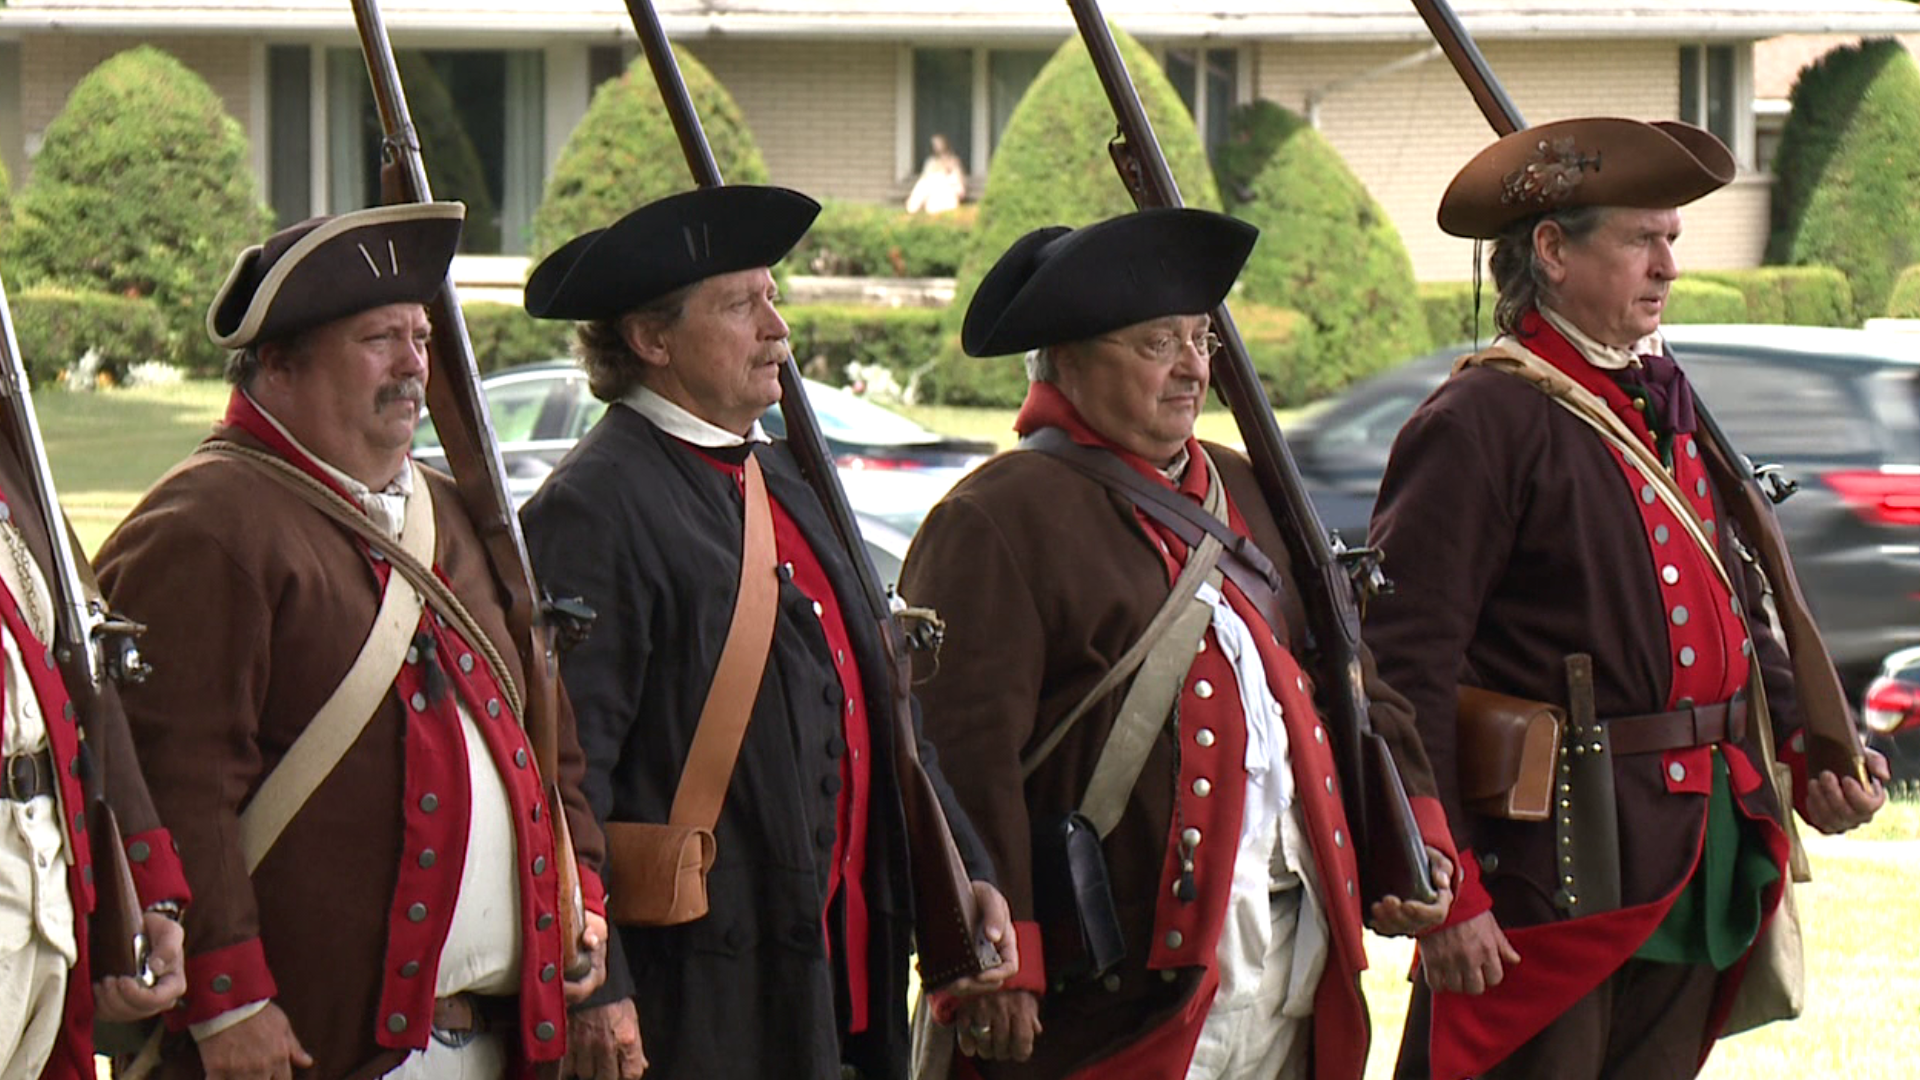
top-left (94, 425), bottom-right (607, 1080)
top-left (900, 441), bottom-right (1445, 1080)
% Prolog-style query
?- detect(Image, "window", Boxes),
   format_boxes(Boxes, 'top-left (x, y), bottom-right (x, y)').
top-left (1162, 46), bottom-right (1241, 162)
top-left (906, 46), bottom-right (1052, 181)
top-left (1679, 44), bottom-right (1746, 169)
top-left (267, 46), bottom-right (546, 254)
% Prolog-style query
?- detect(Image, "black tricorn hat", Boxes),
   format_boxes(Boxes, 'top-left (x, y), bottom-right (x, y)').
top-left (1438, 117), bottom-right (1735, 239)
top-left (208, 203), bottom-right (465, 349)
top-left (962, 208), bottom-right (1257, 357)
top-left (524, 185), bottom-right (820, 320)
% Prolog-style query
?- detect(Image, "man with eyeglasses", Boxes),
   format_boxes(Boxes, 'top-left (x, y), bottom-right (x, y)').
top-left (898, 209), bottom-right (1456, 1080)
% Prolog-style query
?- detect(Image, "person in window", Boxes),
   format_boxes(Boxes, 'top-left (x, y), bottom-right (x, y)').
top-left (520, 184), bottom-right (1015, 1080)
top-left (906, 133), bottom-right (968, 215)
top-left (1366, 117), bottom-right (1889, 1080)
top-left (898, 207), bottom-right (1455, 1080)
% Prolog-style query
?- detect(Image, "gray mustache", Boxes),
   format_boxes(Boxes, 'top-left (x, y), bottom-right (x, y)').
top-left (377, 379), bottom-right (426, 408)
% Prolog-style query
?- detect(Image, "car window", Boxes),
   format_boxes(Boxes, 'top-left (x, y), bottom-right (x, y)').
top-left (484, 378), bottom-right (559, 444)
top-left (1308, 391), bottom-right (1429, 468)
top-left (1685, 353), bottom-right (1878, 458)
top-left (1866, 368), bottom-right (1920, 462)
top-left (766, 381), bottom-right (940, 446)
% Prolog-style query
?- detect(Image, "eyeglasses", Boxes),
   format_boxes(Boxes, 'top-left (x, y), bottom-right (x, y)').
top-left (1100, 329), bottom-right (1223, 365)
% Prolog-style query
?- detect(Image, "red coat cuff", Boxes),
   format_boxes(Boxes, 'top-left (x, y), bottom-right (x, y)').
top-left (578, 866), bottom-right (607, 918)
top-left (930, 919), bottom-right (1047, 1018)
top-left (174, 938), bottom-right (278, 1029)
top-left (124, 827), bottom-right (191, 910)
top-left (1427, 847), bottom-right (1493, 933)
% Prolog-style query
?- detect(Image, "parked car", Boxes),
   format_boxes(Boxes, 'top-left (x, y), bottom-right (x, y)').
top-left (1284, 324), bottom-right (1920, 686)
top-left (410, 361), bottom-right (989, 585)
top-left (1862, 647), bottom-right (1920, 784)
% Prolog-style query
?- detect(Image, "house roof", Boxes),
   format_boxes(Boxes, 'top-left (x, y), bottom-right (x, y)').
top-left (1753, 31), bottom-right (1920, 100)
top-left (5, 0), bottom-right (1920, 41)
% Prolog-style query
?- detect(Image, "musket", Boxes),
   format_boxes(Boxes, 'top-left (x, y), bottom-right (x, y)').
top-left (348, 0), bottom-right (594, 978)
top-left (0, 272), bottom-right (153, 981)
top-left (1408, 0), bottom-right (1868, 787)
top-left (1064, 0), bottom-right (1436, 907)
top-left (620, 0), bottom-right (1002, 989)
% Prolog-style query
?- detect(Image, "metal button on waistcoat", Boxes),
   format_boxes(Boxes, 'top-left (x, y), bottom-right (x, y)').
top-left (388, 1014), bottom-right (408, 1034)
top-left (531, 805), bottom-right (542, 823)
top-left (533, 855), bottom-right (547, 875)
top-left (1324, 776), bottom-right (1335, 794)
top-left (1704, 519), bottom-right (1717, 536)
top-left (1686, 440), bottom-right (1699, 459)
top-left (410, 692), bottom-right (426, 711)
top-left (1654, 524), bottom-right (1670, 544)
top-left (1314, 725), bottom-right (1326, 744)
top-left (541, 962), bottom-right (557, 983)
top-left (1180, 827), bottom-right (1201, 847)
top-left (486, 699), bottom-right (501, 718)
top-left (211, 974), bottom-right (233, 994)
top-left (1679, 646), bottom-right (1697, 667)
top-left (1668, 762), bottom-right (1687, 783)
top-left (1641, 484), bottom-right (1656, 505)
top-left (418, 849), bottom-right (436, 869)
top-left (515, 749), bottom-right (529, 768)
top-left (1479, 852), bottom-right (1499, 873)
top-left (406, 646), bottom-right (419, 666)
top-left (400, 961), bottom-right (420, 977)
top-left (128, 841), bottom-right (150, 863)
top-left (1672, 606), bottom-right (1689, 626)
top-left (1165, 930), bottom-right (1184, 949)
top-left (1334, 829), bottom-right (1345, 848)
top-left (780, 562), bottom-right (795, 580)
top-left (1696, 478), bottom-right (1709, 498)
top-left (408, 903), bottom-right (428, 923)
top-left (1661, 565), bottom-right (1680, 585)
top-left (537, 913), bottom-right (555, 931)
top-left (1196, 638), bottom-right (1207, 654)
top-left (536, 1022), bottom-right (556, 1042)
top-left (459, 653), bottom-right (475, 674)
top-left (43, 649), bottom-right (54, 671)
top-left (812, 600), bottom-right (825, 618)
top-left (1191, 778), bottom-right (1211, 797)
top-left (1194, 728), bottom-right (1215, 748)
top-left (420, 793), bottom-right (439, 813)
top-left (1193, 680), bottom-right (1214, 700)
top-left (816, 824), bottom-right (837, 848)
top-left (1102, 974), bottom-right (1122, 992)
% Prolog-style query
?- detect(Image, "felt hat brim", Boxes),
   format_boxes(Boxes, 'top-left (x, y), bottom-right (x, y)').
top-left (1438, 117), bottom-right (1734, 239)
top-left (962, 208), bottom-right (1257, 357)
top-left (208, 202), bottom-right (465, 350)
top-left (524, 185), bottom-right (820, 321)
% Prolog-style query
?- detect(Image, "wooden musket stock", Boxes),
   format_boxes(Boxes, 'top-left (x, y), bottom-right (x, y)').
top-left (1407, 0), bottom-right (1867, 786)
top-left (348, 0), bottom-right (593, 979)
top-left (1064, 0), bottom-right (1436, 907)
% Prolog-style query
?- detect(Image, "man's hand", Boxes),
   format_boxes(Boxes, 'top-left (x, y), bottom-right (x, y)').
top-left (564, 910), bottom-right (611, 1005)
top-left (194, 1002), bottom-right (315, 1080)
top-left (1804, 750), bottom-right (1890, 835)
top-left (1418, 910), bottom-right (1520, 996)
top-left (943, 881), bottom-right (1019, 996)
top-left (567, 999), bottom-right (647, 1080)
top-left (95, 910), bottom-right (187, 1022)
top-left (954, 989), bottom-right (1042, 1063)
top-left (1369, 847), bottom-right (1456, 937)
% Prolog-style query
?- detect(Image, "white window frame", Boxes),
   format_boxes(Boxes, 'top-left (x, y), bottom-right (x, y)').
top-left (895, 42), bottom-right (1053, 186)
top-left (1153, 41), bottom-right (1252, 154)
top-left (1679, 41), bottom-right (1754, 174)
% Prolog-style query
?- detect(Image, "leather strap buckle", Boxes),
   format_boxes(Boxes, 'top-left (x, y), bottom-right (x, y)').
top-left (4, 750), bottom-right (53, 802)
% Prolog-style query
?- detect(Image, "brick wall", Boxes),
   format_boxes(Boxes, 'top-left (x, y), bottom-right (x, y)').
top-left (1254, 37), bottom-right (1770, 280)
top-left (687, 37), bottom-right (900, 204)
top-left (20, 33), bottom-right (257, 183)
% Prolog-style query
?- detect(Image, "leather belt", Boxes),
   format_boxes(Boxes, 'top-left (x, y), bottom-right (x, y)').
top-left (1605, 695), bottom-right (1746, 756)
top-left (431, 993), bottom-right (514, 1038)
top-left (3, 749), bottom-right (56, 802)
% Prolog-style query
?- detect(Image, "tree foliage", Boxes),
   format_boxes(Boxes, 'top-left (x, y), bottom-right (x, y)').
top-left (3, 46), bottom-right (271, 372)
top-left (529, 47), bottom-right (768, 268)
top-left (1769, 39), bottom-right (1920, 317)
top-left (1214, 100), bottom-right (1428, 397)
top-left (924, 27), bottom-right (1223, 406)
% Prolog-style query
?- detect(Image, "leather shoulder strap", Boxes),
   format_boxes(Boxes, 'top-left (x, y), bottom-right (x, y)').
top-left (668, 452), bottom-right (778, 829)
top-left (237, 463), bottom-right (435, 871)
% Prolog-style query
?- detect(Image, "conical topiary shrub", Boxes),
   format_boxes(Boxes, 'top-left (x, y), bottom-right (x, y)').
top-left (529, 48), bottom-right (769, 268)
top-left (922, 27), bottom-right (1224, 407)
top-left (3, 45), bottom-right (272, 374)
top-left (1770, 39), bottom-right (1920, 318)
top-left (1214, 100), bottom-right (1428, 401)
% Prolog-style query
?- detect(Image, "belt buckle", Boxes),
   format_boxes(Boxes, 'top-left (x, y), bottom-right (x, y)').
top-left (5, 754), bottom-right (36, 801)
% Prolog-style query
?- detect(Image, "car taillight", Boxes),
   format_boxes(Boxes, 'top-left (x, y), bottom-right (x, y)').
top-left (834, 455), bottom-right (920, 471)
top-left (1863, 676), bottom-right (1920, 735)
top-left (1824, 468), bottom-right (1920, 527)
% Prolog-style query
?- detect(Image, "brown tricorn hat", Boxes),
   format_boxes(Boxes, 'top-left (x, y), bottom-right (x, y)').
top-left (208, 202), bottom-right (465, 349)
top-left (1438, 117), bottom-right (1734, 240)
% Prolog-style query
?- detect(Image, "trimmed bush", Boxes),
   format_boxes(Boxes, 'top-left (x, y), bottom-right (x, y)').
top-left (529, 48), bottom-right (768, 267)
top-left (400, 53), bottom-right (500, 254)
top-left (784, 304), bottom-right (945, 391)
top-left (788, 201), bottom-right (975, 278)
top-left (461, 301), bottom-right (575, 374)
top-left (1769, 40), bottom-right (1920, 318)
top-left (1217, 100), bottom-right (1428, 393)
top-left (1888, 265), bottom-right (1920, 318)
top-left (3, 46), bottom-right (271, 376)
top-left (1417, 281), bottom-right (1496, 348)
top-left (10, 287), bottom-right (176, 386)
top-left (1231, 303), bottom-right (1321, 407)
top-left (926, 26), bottom-right (1222, 405)
top-left (1690, 266), bottom-right (1855, 326)
top-left (1662, 278), bottom-right (1748, 325)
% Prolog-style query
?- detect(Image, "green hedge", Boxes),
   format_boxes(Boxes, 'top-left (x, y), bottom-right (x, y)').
top-left (10, 287), bottom-right (176, 386)
top-left (1417, 282), bottom-right (1493, 347)
top-left (784, 304), bottom-right (944, 389)
top-left (1690, 266), bottom-right (1855, 326)
top-left (530, 47), bottom-right (768, 267)
top-left (787, 201), bottom-right (974, 278)
top-left (1216, 101), bottom-right (1429, 393)
top-left (2, 46), bottom-right (270, 376)
top-left (460, 301), bottom-right (575, 373)
top-left (1662, 278), bottom-right (1749, 325)
top-left (1888, 265), bottom-right (1920, 318)
top-left (1232, 303), bottom-right (1321, 407)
